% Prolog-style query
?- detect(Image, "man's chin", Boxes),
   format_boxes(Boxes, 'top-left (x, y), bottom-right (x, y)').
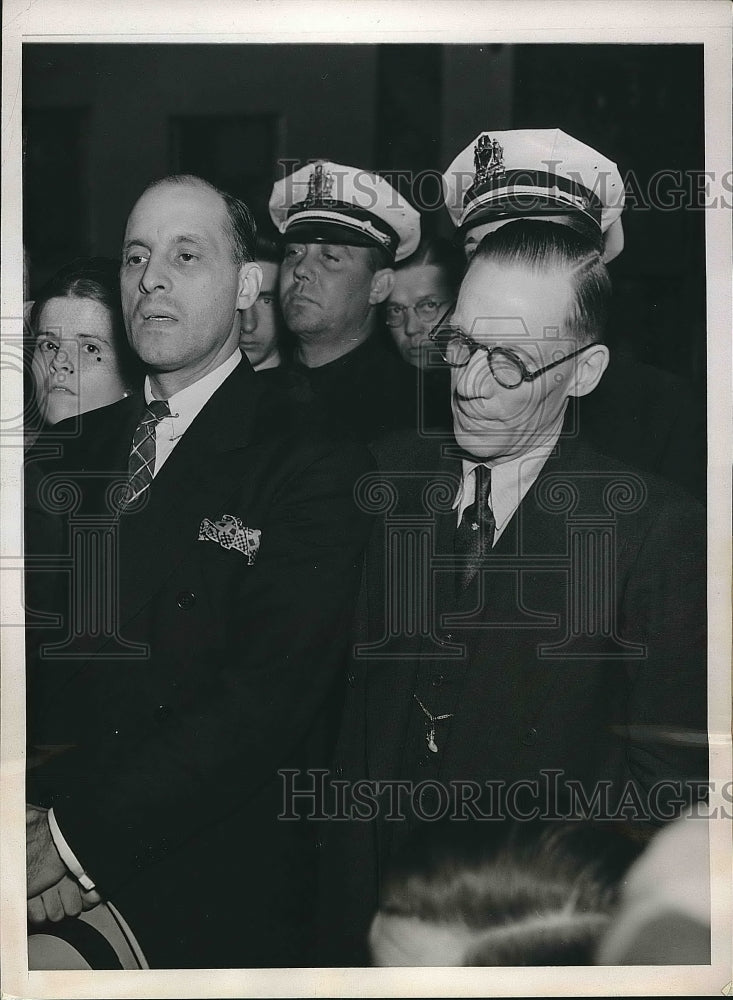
top-left (282, 308), bottom-right (320, 336)
top-left (452, 427), bottom-right (513, 461)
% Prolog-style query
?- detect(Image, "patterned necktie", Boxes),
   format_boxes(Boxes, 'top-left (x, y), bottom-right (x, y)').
top-left (454, 464), bottom-right (495, 590)
top-left (123, 399), bottom-right (171, 506)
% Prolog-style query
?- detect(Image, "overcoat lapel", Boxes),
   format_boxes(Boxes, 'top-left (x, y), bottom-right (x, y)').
top-left (114, 362), bottom-right (263, 637)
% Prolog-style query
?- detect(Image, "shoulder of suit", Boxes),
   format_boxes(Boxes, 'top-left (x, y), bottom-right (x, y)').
top-left (369, 428), bottom-right (445, 471)
top-left (252, 380), bottom-right (374, 473)
top-left (555, 435), bottom-right (704, 523)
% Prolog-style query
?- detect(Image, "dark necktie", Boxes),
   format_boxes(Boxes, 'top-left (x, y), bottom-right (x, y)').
top-left (123, 399), bottom-right (171, 506)
top-left (454, 464), bottom-right (495, 590)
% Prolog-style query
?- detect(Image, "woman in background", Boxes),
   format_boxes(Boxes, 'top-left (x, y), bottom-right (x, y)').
top-left (29, 257), bottom-right (142, 432)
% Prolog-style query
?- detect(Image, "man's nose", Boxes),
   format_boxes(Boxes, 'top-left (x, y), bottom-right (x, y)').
top-left (404, 307), bottom-right (424, 338)
top-left (241, 305), bottom-right (258, 334)
top-left (139, 256), bottom-right (171, 293)
top-left (292, 248), bottom-right (316, 283)
top-left (455, 351), bottom-right (493, 398)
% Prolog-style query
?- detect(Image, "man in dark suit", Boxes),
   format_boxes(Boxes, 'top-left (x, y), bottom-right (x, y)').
top-left (442, 128), bottom-right (706, 499)
top-left (25, 174), bottom-right (373, 968)
top-left (315, 220), bottom-right (707, 965)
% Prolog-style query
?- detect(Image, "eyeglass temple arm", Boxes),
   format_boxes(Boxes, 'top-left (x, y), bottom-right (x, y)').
top-left (523, 341), bottom-right (601, 381)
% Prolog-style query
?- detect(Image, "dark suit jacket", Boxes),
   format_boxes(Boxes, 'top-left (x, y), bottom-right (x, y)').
top-left (25, 359), bottom-right (373, 968)
top-left (315, 429), bottom-right (707, 965)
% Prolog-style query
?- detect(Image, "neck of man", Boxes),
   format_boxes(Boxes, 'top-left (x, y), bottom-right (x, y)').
top-left (295, 315), bottom-right (375, 369)
top-left (148, 342), bottom-right (239, 398)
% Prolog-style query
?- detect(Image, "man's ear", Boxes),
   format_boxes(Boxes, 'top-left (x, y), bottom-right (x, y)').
top-left (368, 268), bottom-right (395, 305)
top-left (236, 262), bottom-right (263, 310)
top-left (569, 343), bottom-right (609, 398)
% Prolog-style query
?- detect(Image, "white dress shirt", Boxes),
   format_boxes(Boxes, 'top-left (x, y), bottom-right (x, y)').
top-left (149, 348), bottom-right (242, 476)
top-left (46, 349), bottom-right (242, 891)
top-left (452, 422), bottom-right (565, 545)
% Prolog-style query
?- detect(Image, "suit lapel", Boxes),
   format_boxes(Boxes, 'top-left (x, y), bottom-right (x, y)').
top-left (114, 361), bottom-right (262, 635)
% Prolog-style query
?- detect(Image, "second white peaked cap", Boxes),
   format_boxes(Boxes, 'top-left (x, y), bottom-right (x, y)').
top-left (442, 128), bottom-right (625, 262)
top-left (269, 160), bottom-right (421, 263)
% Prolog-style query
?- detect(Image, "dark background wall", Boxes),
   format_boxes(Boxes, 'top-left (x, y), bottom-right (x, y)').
top-left (23, 42), bottom-right (705, 386)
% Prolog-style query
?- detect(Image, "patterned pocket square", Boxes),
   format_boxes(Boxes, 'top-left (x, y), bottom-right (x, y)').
top-left (198, 514), bottom-right (261, 564)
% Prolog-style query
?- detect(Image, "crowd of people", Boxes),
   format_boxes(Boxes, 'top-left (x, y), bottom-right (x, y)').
top-left (23, 127), bottom-right (708, 970)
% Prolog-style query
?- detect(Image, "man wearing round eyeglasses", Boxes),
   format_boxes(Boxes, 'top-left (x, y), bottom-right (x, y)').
top-left (441, 127), bottom-right (705, 500)
top-left (316, 219), bottom-right (706, 966)
top-left (435, 226), bottom-right (608, 465)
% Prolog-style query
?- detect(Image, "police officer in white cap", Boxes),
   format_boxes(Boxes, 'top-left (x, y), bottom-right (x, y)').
top-left (270, 160), bottom-right (421, 442)
top-left (442, 129), bottom-right (704, 498)
top-left (443, 128), bottom-right (625, 263)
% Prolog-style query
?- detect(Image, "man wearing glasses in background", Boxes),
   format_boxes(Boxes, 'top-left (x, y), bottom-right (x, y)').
top-left (315, 217), bottom-right (707, 967)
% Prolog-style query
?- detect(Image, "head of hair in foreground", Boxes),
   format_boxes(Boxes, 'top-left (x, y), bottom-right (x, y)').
top-left (468, 218), bottom-right (611, 346)
top-left (369, 819), bottom-right (640, 967)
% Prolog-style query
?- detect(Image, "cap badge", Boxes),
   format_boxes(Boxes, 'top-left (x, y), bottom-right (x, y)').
top-left (473, 134), bottom-right (505, 187)
top-left (303, 162), bottom-right (335, 208)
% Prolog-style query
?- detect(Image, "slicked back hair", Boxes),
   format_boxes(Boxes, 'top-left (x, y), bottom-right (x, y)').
top-left (142, 174), bottom-right (257, 266)
top-left (470, 219), bottom-right (612, 345)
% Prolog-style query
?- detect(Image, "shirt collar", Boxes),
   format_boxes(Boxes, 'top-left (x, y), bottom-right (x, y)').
top-left (144, 349), bottom-right (241, 440)
top-left (452, 418), bottom-right (565, 536)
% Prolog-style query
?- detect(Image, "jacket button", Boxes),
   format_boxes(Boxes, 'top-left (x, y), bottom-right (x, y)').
top-left (176, 591), bottom-right (196, 610)
top-left (334, 765), bottom-right (344, 778)
top-left (522, 726), bottom-right (539, 746)
top-left (347, 672), bottom-right (356, 687)
top-left (155, 704), bottom-right (171, 721)
top-left (431, 674), bottom-right (445, 687)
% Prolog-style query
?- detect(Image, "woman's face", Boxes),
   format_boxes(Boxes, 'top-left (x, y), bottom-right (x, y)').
top-left (385, 264), bottom-right (454, 369)
top-left (32, 296), bottom-right (130, 424)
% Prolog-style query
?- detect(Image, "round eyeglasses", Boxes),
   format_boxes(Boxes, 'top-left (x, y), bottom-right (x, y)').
top-left (430, 321), bottom-right (601, 390)
top-left (385, 298), bottom-right (452, 328)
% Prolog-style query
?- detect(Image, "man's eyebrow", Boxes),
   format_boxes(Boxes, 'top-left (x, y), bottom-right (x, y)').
top-left (122, 238), bottom-right (149, 253)
top-left (121, 234), bottom-right (209, 252)
top-left (320, 243), bottom-right (351, 257)
top-left (175, 234), bottom-right (209, 248)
